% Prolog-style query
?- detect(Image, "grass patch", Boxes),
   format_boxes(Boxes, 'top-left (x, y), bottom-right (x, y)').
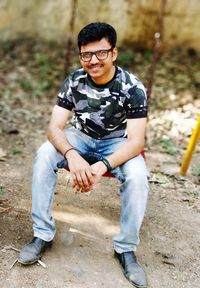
top-left (192, 162), bottom-right (200, 176)
top-left (11, 148), bottom-right (22, 155)
top-left (0, 187), bottom-right (5, 196)
top-left (156, 138), bottom-right (179, 155)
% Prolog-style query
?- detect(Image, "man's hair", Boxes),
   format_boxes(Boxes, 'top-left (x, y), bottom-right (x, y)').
top-left (77, 22), bottom-right (117, 50)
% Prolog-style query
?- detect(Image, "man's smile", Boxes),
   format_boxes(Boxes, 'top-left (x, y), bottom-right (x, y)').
top-left (88, 64), bottom-right (103, 72)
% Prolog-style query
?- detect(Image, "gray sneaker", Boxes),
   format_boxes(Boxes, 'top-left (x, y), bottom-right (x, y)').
top-left (18, 237), bottom-right (52, 265)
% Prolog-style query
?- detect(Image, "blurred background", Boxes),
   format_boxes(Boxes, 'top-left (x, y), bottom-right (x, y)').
top-left (0, 0), bottom-right (200, 50)
top-left (0, 2), bottom-right (200, 288)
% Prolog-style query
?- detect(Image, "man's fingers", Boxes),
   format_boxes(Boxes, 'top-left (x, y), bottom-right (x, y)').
top-left (80, 171), bottom-right (91, 187)
top-left (74, 169), bottom-right (94, 185)
top-left (71, 171), bottom-right (94, 192)
top-left (72, 182), bottom-right (92, 193)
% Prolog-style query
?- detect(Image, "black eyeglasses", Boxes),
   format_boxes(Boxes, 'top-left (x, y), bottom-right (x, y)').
top-left (79, 48), bottom-right (113, 62)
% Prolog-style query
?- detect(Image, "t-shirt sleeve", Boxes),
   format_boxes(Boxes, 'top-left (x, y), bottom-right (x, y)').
top-left (56, 77), bottom-right (74, 111)
top-left (125, 83), bottom-right (148, 119)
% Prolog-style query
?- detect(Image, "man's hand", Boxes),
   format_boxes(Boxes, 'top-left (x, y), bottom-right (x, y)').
top-left (67, 150), bottom-right (95, 192)
top-left (90, 161), bottom-right (108, 185)
top-left (67, 151), bottom-right (108, 192)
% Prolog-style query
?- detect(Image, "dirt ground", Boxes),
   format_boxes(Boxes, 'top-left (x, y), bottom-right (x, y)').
top-left (0, 42), bottom-right (200, 288)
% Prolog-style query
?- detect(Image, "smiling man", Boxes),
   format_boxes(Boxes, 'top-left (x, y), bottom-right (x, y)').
top-left (19, 22), bottom-right (149, 288)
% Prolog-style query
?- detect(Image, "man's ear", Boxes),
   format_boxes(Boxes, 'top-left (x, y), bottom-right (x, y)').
top-left (112, 47), bottom-right (118, 61)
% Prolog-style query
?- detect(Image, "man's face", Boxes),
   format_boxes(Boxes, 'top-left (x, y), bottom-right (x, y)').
top-left (79, 38), bottom-right (118, 85)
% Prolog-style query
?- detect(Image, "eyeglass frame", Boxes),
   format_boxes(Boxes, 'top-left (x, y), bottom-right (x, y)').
top-left (79, 48), bottom-right (113, 62)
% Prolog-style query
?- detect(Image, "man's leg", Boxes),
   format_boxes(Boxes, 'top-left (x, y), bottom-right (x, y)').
top-left (18, 140), bottom-right (63, 264)
top-left (112, 155), bottom-right (149, 287)
top-left (32, 140), bottom-right (63, 241)
top-left (19, 127), bottom-right (95, 264)
top-left (112, 154), bottom-right (149, 252)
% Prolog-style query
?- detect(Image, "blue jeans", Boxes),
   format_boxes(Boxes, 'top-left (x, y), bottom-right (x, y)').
top-left (32, 127), bottom-right (149, 253)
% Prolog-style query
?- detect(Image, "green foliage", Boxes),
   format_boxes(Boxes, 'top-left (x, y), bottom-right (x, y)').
top-left (117, 51), bottom-right (135, 68)
top-left (184, 188), bottom-right (199, 197)
top-left (34, 52), bottom-right (50, 77)
top-left (0, 128), bottom-right (7, 134)
top-left (143, 49), bottom-right (152, 60)
top-left (0, 187), bottom-right (5, 196)
top-left (1, 39), bottom-right (200, 107)
top-left (34, 79), bottom-right (52, 94)
top-left (2, 41), bottom-right (13, 53)
top-left (17, 52), bottom-right (55, 96)
top-left (192, 162), bottom-right (200, 176)
top-left (156, 138), bottom-right (178, 155)
top-left (32, 52), bottom-right (53, 94)
top-left (19, 79), bottom-right (33, 91)
top-left (11, 148), bottom-right (22, 155)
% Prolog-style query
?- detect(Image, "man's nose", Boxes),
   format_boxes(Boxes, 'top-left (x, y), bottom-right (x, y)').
top-left (90, 53), bottom-right (99, 63)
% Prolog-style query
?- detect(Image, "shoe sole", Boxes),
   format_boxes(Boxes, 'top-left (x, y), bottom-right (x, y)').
top-left (18, 258), bottom-right (39, 265)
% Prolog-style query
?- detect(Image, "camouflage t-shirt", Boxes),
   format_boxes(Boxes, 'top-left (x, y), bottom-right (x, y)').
top-left (56, 66), bottom-right (147, 139)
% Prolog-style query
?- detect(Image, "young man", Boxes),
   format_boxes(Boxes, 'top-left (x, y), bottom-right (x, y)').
top-left (19, 22), bottom-right (149, 288)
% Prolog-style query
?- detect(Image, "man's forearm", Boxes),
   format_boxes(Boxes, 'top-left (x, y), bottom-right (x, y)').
top-left (106, 139), bottom-right (144, 170)
top-left (47, 126), bottom-right (73, 157)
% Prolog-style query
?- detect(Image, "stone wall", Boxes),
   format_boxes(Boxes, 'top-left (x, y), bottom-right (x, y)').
top-left (0, 0), bottom-right (200, 51)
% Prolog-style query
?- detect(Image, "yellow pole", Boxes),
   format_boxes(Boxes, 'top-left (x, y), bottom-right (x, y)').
top-left (179, 116), bottom-right (200, 176)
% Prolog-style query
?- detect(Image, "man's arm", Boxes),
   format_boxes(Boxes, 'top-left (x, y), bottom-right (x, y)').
top-left (47, 105), bottom-right (73, 155)
top-left (91, 117), bottom-right (146, 176)
top-left (47, 105), bottom-right (94, 191)
top-left (106, 117), bottom-right (147, 168)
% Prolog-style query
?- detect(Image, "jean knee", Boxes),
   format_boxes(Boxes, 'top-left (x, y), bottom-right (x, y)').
top-left (124, 156), bottom-right (148, 177)
top-left (34, 141), bottom-right (60, 171)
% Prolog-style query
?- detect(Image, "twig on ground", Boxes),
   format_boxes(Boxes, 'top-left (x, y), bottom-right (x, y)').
top-left (9, 258), bottom-right (18, 270)
top-left (37, 259), bottom-right (47, 268)
top-left (0, 207), bottom-right (12, 214)
top-left (2, 245), bottom-right (20, 253)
